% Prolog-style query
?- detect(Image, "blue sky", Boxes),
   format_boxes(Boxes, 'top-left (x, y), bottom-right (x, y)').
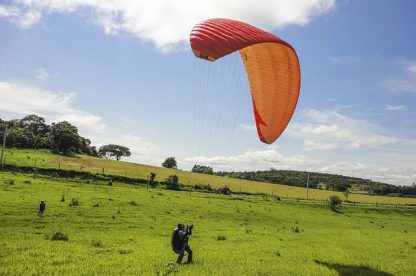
top-left (1, 0), bottom-right (415, 185)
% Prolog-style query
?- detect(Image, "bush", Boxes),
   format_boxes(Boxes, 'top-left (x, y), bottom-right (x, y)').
top-left (5, 179), bottom-right (15, 185)
top-left (149, 172), bottom-right (157, 188)
top-left (165, 175), bottom-right (180, 190)
top-left (328, 195), bottom-right (342, 211)
top-left (69, 198), bottom-right (80, 207)
top-left (291, 226), bottom-right (301, 233)
top-left (50, 232), bottom-right (68, 241)
top-left (216, 235), bottom-right (227, 241)
top-left (91, 240), bottom-right (103, 247)
top-left (128, 201), bottom-right (138, 206)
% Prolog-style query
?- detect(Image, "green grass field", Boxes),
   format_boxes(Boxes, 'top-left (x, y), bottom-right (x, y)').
top-left (3, 149), bottom-right (416, 205)
top-left (1, 171), bottom-right (415, 275)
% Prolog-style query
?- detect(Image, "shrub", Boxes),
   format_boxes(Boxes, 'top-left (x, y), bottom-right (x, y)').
top-left (291, 226), bottom-right (301, 233)
top-left (328, 195), bottom-right (342, 211)
top-left (91, 240), bottom-right (103, 247)
top-left (69, 198), bottom-right (80, 207)
top-left (5, 179), bottom-right (15, 185)
top-left (149, 172), bottom-right (157, 188)
top-left (119, 249), bottom-right (132, 255)
top-left (216, 235), bottom-right (227, 241)
top-left (165, 175), bottom-right (180, 190)
top-left (50, 232), bottom-right (68, 241)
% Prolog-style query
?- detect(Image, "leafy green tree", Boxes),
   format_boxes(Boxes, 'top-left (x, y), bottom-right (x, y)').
top-left (149, 172), bottom-right (157, 188)
top-left (20, 114), bottom-right (50, 148)
top-left (162, 157), bottom-right (177, 169)
top-left (191, 164), bottom-right (213, 174)
top-left (98, 144), bottom-right (131, 161)
top-left (50, 121), bottom-right (82, 155)
top-left (20, 114), bottom-right (49, 135)
top-left (165, 175), bottom-right (179, 190)
top-left (328, 195), bottom-right (342, 211)
top-left (6, 127), bottom-right (34, 148)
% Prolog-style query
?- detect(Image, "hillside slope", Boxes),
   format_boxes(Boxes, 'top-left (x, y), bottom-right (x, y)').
top-left (2, 149), bottom-right (416, 205)
top-left (0, 172), bottom-right (415, 275)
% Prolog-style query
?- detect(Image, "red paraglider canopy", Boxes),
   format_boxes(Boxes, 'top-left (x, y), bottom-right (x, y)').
top-left (190, 18), bottom-right (301, 144)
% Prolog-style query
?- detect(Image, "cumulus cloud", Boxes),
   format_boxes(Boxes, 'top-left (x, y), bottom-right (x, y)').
top-left (303, 139), bottom-right (338, 150)
top-left (2, 0), bottom-right (335, 51)
top-left (384, 105), bottom-right (406, 111)
top-left (0, 4), bottom-right (41, 28)
top-left (0, 81), bottom-right (108, 133)
top-left (287, 109), bottom-right (400, 150)
top-left (185, 149), bottom-right (317, 171)
top-left (0, 80), bottom-right (170, 165)
top-left (35, 67), bottom-right (49, 80)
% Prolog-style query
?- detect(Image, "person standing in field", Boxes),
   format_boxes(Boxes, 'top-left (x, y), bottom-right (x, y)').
top-left (38, 200), bottom-right (46, 217)
top-left (172, 223), bottom-right (193, 264)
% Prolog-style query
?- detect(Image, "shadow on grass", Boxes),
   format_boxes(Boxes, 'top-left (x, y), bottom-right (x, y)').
top-left (315, 260), bottom-right (393, 276)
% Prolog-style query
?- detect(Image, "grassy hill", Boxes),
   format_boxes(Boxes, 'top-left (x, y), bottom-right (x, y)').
top-left (2, 148), bottom-right (416, 205)
top-left (0, 171), bottom-right (415, 275)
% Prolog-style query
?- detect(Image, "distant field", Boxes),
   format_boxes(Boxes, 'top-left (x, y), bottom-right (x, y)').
top-left (3, 149), bottom-right (416, 205)
top-left (0, 172), bottom-right (415, 275)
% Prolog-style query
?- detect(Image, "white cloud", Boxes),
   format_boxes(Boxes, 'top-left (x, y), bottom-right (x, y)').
top-left (384, 105), bottom-right (406, 111)
top-left (287, 109), bottom-right (400, 150)
top-left (185, 149), bottom-right (317, 171)
top-left (303, 139), bottom-right (338, 150)
top-left (0, 80), bottom-right (170, 165)
top-left (321, 162), bottom-right (366, 174)
top-left (328, 56), bottom-right (361, 64)
top-left (3, 0), bottom-right (336, 51)
top-left (384, 60), bottom-right (416, 94)
top-left (35, 67), bottom-right (49, 80)
top-left (0, 81), bottom-right (106, 132)
top-left (0, 4), bottom-right (41, 28)
top-left (408, 65), bottom-right (416, 74)
top-left (385, 78), bottom-right (416, 94)
top-left (238, 123), bottom-right (256, 131)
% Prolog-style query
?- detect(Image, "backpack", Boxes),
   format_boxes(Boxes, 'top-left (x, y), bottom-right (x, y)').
top-left (171, 228), bottom-right (182, 254)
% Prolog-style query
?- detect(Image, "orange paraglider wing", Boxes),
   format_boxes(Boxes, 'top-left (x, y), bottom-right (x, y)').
top-left (190, 18), bottom-right (301, 144)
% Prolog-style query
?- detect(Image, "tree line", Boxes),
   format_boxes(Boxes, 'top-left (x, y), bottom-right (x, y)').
top-left (215, 168), bottom-right (416, 196)
top-left (0, 114), bottom-right (133, 160)
top-left (0, 114), bottom-right (98, 156)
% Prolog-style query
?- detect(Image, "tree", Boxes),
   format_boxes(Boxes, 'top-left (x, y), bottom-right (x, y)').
top-left (149, 172), bottom-right (157, 188)
top-left (328, 195), bottom-right (342, 211)
top-left (98, 144), bottom-right (131, 161)
top-left (191, 164), bottom-right (213, 174)
top-left (20, 114), bottom-right (49, 136)
top-left (50, 121), bottom-right (81, 155)
top-left (162, 157), bottom-right (177, 169)
top-left (343, 190), bottom-right (351, 201)
top-left (165, 175), bottom-right (179, 190)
